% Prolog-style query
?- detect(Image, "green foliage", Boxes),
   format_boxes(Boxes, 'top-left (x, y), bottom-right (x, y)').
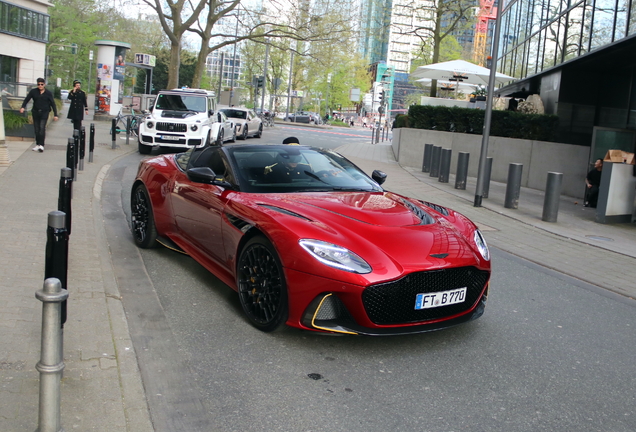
top-left (3, 111), bottom-right (29, 129)
top-left (407, 105), bottom-right (559, 141)
top-left (395, 114), bottom-right (410, 128)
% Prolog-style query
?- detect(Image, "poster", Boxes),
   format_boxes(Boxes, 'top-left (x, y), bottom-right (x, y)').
top-left (96, 63), bottom-right (112, 114)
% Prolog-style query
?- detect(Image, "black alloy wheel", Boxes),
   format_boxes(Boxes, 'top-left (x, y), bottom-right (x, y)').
top-left (237, 236), bottom-right (288, 332)
top-left (240, 125), bottom-right (248, 140)
top-left (130, 184), bottom-right (158, 248)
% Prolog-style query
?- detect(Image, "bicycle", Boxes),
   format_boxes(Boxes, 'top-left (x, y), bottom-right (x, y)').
top-left (111, 105), bottom-right (144, 137)
top-left (258, 113), bottom-right (275, 127)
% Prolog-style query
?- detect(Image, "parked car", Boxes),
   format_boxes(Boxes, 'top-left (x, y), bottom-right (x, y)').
top-left (130, 144), bottom-right (492, 334)
top-left (60, 89), bottom-right (69, 102)
top-left (137, 88), bottom-right (227, 154)
top-left (219, 107), bottom-right (263, 140)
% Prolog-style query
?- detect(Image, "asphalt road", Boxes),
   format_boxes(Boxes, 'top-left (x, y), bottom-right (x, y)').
top-left (103, 127), bottom-right (636, 432)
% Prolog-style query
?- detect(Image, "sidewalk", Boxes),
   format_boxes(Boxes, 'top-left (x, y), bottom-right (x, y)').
top-left (0, 108), bottom-right (153, 431)
top-left (1, 116), bottom-right (635, 431)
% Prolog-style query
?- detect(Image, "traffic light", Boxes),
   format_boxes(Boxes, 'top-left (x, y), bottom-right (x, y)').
top-left (71, 43), bottom-right (78, 55)
top-left (379, 90), bottom-right (385, 103)
top-left (256, 76), bottom-right (264, 88)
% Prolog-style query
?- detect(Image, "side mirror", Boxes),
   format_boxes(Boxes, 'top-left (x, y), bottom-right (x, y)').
top-left (186, 167), bottom-right (232, 188)
top-left (208, 109), bottom-right (214, 117)
top-left (372, 170), bottom-right (387, 185)
top-left (148, 106), bottom-right (154, 112)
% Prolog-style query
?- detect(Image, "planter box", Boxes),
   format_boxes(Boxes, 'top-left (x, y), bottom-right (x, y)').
top-left (5, 123), bottom-right (34, 138)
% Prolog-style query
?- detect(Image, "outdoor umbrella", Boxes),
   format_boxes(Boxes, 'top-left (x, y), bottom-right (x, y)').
top-left (415, 78), bottom-right (479, 94)
top-left (411, 60), bottom-right (515, 86)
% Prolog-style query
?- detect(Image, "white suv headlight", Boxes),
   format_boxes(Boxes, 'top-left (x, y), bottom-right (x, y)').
top-left (299, 239), bottom-right (371, 274)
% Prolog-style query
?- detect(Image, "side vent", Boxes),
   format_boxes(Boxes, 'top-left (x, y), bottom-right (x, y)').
top-left (420, 200), bottom-right (449, 216)
top-left (401, 199), bottom-right (434, 225)
top-left (259, 204), bottom-right (312, 221)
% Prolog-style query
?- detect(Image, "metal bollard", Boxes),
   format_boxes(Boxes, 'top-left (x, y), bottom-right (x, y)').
top-left (542, 172), bottom-right (563, 222)
top-left (483, 157), bottom-right (493, 198)
top-left (504, 163), bottom-right (523, 209)
top-left (375, 126), bottom-right (379, 144)
top-left (125, 116), bottom-right (130, 146)
top-left (455, 152), bottom-right (470, 189)
top-left (89, 123), bottom-right (95, 163)
top-left (438, 148), bottom-right (452, 183)
top-left (111, 118), bottom-right (117, 149)
top-left (422, 143), bottom-right (433, 173)
top-left (57, 168), bottom-right (72, 235)
top-left (65, 138), bottom-right (75, 181)
top-left (35, 277), bottom-right (68, 432)
top-left (45, 211), bottom-right (68, 326)
top-left (72, 130), bottom-right (79, 181)
top-left (430, 145), bottom-right (441, 177)
top-left (79, 126), bottom-right (86, 171)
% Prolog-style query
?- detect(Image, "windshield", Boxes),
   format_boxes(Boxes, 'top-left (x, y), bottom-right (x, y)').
top-left (229, 146), bottom-right (383, 193)
top-left (220, 109), bottom-right (247, 119)
top-left (155, 94), bottom-right (207, 112)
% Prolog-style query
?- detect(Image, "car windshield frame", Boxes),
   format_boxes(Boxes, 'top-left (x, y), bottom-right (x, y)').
top-left (226, 145), bottom-right (384, 194)
top-left (155, 94), bottom-right (207, 112)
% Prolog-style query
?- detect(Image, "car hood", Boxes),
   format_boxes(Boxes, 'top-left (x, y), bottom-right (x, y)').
top-left (240, 192), bottom-right (481, 276)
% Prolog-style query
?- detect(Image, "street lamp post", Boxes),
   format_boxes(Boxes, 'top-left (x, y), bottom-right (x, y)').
top-left (228, 5), bottom-right (240, 107)
top-left (474, 0), bottom-right (505, 207)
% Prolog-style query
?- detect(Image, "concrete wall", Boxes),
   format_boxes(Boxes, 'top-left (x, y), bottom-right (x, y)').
top-left (392, 128), bottom-right (590, 198)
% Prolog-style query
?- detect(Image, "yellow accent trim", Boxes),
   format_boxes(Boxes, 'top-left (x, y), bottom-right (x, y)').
top-left (156, 239), bottom-right (189, 255)
top-left (311, 294), bottom-right (358, 335)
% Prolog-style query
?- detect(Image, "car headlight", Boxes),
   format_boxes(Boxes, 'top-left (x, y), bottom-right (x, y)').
top-left (190, 124), bottom-right (198, 131)
top-left (474, 230), bottom-right (490, 261)
top-left (299, 239), bottom-right (371, 274)
top-left (146, 121), bottom-right (154, 129)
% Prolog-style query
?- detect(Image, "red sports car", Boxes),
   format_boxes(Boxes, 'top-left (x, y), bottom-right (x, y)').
top-left (130, 144), bottom-right (491, 335)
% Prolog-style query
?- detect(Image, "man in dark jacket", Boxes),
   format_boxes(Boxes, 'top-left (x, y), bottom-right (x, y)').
top-left (585, 158), bottom-right (603, 208)
top-left (67, 80), bottom-right (88, 133)
top-left (20, 78), bottom-right (58, 152)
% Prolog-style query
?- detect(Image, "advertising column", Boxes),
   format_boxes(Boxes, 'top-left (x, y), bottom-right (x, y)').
top-left (94, 40), bottom-right (131, 118)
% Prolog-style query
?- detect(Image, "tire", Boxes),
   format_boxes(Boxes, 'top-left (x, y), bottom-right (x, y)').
top-left (236, 236), bottom-right (288, 332)
top-left (240, 125), bottom-right (248, 140)
top-left (138, 140), bottom-right (152, 154)
top-left (216, 129), bottom-right (224, 146)
top-left (229, 127), bottom-right (236, 142)
top-left (130, 184), bottom-right (158, 248)
top-left (255, 124), bottom-right (263, 138)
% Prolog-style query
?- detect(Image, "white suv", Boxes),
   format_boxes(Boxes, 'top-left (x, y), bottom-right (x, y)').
top-left (138, 88), bottom-right (229, 154)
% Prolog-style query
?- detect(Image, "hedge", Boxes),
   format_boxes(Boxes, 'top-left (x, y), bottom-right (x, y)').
top-left (400, 105), bottom-right (559, 142)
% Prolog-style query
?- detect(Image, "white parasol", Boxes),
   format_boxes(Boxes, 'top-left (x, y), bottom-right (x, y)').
top-left (411, 60), bottom-right (515, 86)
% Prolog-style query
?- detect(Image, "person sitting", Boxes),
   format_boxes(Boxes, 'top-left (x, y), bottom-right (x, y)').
top-left (265, 151), bottom-right (313, 183)
top-left (585, 158), bottom-right (603, 208)
top-left (282, 136), bottom-right (299, 145)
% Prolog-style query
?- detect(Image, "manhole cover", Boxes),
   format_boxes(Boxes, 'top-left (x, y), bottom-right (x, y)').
top-left (585, 235), bottom-right (614, 242)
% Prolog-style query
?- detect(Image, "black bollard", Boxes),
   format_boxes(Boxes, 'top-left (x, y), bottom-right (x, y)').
top-left (44, 211), bottom-right (69, 326)
top-left (504, 163), bottom-right (523, 209)
top-left (430, 146), bottom-right (441, 178)
top-left (483, 157), bottom-right (493, 198)
top-left (111, 118), bottom-right (117, 149)
top-left (66, 138), bottom-right (75, 180)
top-left (72, 130), bottom-right (79, 181)
top-left (57, 168), bottom-right (72, 235)
top-left (422, 143), bottom-right (433, 173)
top-left (542, 172), bottom-right (563, 222)
top-left (438, 148), bottom-right (452, 183)
top-left (79, 126), bottom-right (86, 171)
top-left (125, 116), bottom-right (130, 145)
top-left (455, 152), bottom-right (470, 189)
top-left (89, 123), bottom-right (95, 162)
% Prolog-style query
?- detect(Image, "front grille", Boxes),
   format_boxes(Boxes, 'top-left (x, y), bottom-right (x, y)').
top-left (156, 122), bottom-right (187, 132)
top-left (362, 267), bottom-right (489, 325)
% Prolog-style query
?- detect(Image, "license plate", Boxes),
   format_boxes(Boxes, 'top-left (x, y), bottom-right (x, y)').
top-left (161, 135), bottom-right (181, 141)
top-left (415, 287), bottom-right (467, 310)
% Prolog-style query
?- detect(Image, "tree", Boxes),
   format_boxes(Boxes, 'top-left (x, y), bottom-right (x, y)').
top-left (403, 0), bottom-right (476, 97)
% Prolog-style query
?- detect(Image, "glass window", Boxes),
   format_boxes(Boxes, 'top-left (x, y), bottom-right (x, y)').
top-left (630, 0), bottom-right (636, 35)
top-left (590, 0), bottom-right (615, 49)
top-left (614, 0), bottom-right (627, 40)
top-left (581, 0), bottom-right (594, 54)
top-left (564, 3), bottom-right (584, 60)
top-left (0, 0), bottom-right (49, 41)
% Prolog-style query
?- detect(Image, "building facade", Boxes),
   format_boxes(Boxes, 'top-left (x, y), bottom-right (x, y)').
top-left (0, 0), bottom-right (50, 96)
top-left (497, 0), bottom-right (636, 156)
top-left (206, 50), bottom-right (244, 90)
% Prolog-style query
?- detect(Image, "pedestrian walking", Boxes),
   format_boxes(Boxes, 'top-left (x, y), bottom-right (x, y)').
top-left (67, 80), bottom-right (88, 132)
top-left (19, 78), bottom-right (58, 152)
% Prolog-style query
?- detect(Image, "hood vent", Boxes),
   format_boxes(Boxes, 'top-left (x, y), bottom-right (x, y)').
top-left (420, 200), bottom-right (449, 216)
top-left (401, 199), bottom-right (434, 225)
